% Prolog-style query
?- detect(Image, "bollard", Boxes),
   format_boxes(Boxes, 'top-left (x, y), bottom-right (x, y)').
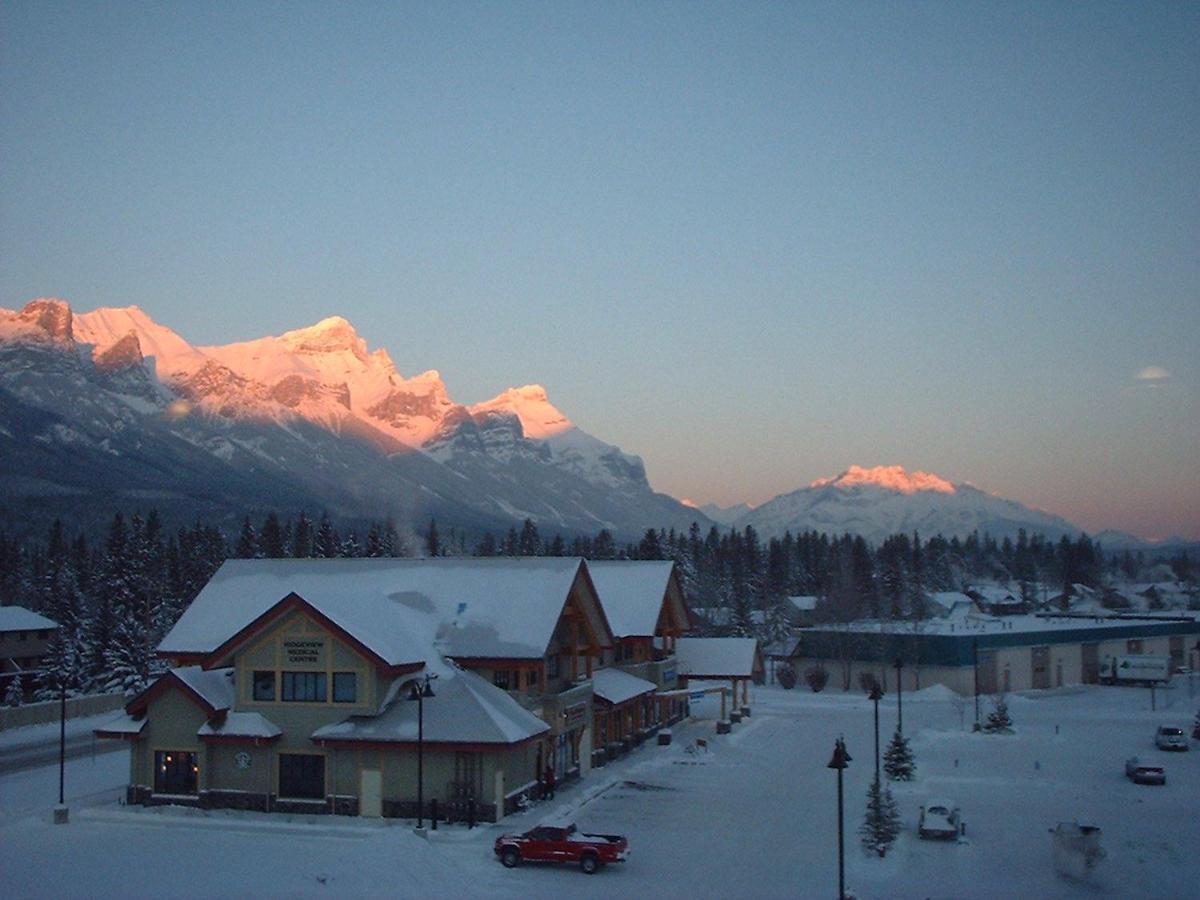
top-left (468, 799), bottom-right (476, 829)
top-left (1055, 724), bottom-right (1059, 735)
top-left (431, 798), bottom-right (438, 831)
top-left (954, 758), bottom-right (958, 768)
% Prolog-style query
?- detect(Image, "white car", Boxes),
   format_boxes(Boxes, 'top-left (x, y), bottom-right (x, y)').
top-left (1154, 726), bottom-right (1188, 752)
top-left (919, 799), bottom-right (961, 840)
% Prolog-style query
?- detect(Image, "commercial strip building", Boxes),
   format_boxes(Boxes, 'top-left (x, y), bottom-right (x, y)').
top-left (96, 557), bottom-right (729, 821)
top-left (787, 611), bottom-right (1200, 696)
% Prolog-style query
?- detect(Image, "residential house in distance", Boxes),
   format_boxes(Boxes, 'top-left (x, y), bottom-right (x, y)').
top-left (0, 605), bottom-right (58, 701)
top-left (98, 558), bottom-right (613, 822)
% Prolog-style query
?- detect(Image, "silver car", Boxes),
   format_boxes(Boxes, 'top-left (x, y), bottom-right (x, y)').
top-left (1155, 726), bottom-right (1188, 752)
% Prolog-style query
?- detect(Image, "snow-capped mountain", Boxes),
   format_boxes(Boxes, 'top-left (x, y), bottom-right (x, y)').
top-left (736, 464), bottom-right (1084, 543)
top-left (1, 298), bottom-right (702, 539)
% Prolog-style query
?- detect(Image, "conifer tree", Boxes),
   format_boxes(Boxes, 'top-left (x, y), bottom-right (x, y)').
top-left (36, 630), bottom-right (82, 701)
top-left (101, 617), bottom-right (164, 697)
top-left (316, 513), bottom-right (338, 558)
top-left (982, 696), bottom-right (1014, 734)
top-left (258, 512), bottom-right (286, 558)
top-left (426, 518), bottom-right (441, 558)
top-left (235, 516), bottom-right (258, 558)
top-left (292, 511), bottom-right (314, 558)
top-left (860, 774), bottom-right (901, 856)
top-left (4, 674), bottom-right (23, 707)
top-left (518, 519), bottom-right (541, 556)
top-left (883, 729), bottom-right (916, 781)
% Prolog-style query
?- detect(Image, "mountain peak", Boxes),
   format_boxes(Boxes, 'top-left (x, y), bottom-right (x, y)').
top-left (812, 464), bottom-right (956, 495)
top-left (280, 316), bottom-right (367, 360)
top-left (6, 298), bottom-right (75, 343)
top-left (470, 384), bottom-right (571, 439)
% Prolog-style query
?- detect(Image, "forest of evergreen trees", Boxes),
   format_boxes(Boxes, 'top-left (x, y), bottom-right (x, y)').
top-left (2, 507), bottom-right (1195, 705)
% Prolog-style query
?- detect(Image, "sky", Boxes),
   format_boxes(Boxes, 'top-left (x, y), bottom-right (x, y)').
top-left (2, 2), bottom-right (1198, 540)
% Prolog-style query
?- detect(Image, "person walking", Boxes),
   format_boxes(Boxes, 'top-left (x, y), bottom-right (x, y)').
top-left (544, 765), bottom-right (556, 800)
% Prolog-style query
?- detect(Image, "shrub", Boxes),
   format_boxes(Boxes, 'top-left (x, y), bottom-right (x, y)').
top-left (858, 671), bottom-right (881, 695)
top-left (777, 663), bottom-right (797, 690)
top-left (804, 665), bottom-right (830, 693)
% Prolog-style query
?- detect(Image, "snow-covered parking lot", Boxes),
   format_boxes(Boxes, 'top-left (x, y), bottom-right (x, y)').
top-left (2, 678), bottom-right (1198, 899)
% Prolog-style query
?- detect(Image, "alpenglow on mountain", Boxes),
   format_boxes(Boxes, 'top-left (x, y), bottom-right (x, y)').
top-left (0, 298), bottom-right (700, 538)
top-left (734, 465), bottom-right (1084, 543)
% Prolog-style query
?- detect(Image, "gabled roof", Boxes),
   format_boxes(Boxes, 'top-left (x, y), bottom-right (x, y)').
top-left (199, 712), bottom-right (282, 741)
top-left (592, 667), bottom-right (656, 705)
top-left (127, 667), bottom-right (235, 717)
top-left (0, 606), bottom-right (58, 632)
top-left (311, 668), bottom-right (549, 747)
top-left (159, 557), bottom-right (594, 663)
top-left (676, 637), bottom-right (762, 678)
top-left (586, 561), bottom-right (680, 638)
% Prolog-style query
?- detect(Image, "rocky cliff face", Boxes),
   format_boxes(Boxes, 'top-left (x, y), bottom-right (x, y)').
top-left (1, 298), bottom-right (704, 539)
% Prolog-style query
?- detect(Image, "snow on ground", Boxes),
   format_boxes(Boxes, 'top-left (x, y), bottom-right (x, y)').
top-left (2, 677), bottom-right (1198, 899)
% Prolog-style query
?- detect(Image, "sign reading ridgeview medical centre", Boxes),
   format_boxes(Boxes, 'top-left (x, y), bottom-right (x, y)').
top-left (284, 639), bottom-right (324, 665)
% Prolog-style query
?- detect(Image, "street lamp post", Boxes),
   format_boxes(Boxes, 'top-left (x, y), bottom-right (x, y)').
top-left (894, 658), bottom-right (904, 734)
top-left (868, 682), bottom-right (883, 783)
top-left (827, 736), bottom-right (852, 900)
top-left (973, 637), bottom-right (981, 731)
top-left (406, 673), bottom-right (437, 829)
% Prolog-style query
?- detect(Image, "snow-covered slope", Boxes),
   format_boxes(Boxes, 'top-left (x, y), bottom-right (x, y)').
top-left (738, 465), bottom-right (1082, 543)
top-left (1, 298), bottom-right (702, 539)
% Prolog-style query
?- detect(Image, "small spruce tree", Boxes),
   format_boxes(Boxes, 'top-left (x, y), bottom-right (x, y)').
top-left (776, 662), bottom-right (797, 690)
top-left (4, 674), bottom-right (23, 707)
top-left (982, 696), bottom-right (1014, 734)
top-left (860, 774), bottom-right (901, 856)
top-left (883, 729), bottom-right (916, 781)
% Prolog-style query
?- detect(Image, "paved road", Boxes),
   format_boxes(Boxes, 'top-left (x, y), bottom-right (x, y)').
top-left (0, 729), bottom-right (127, 775)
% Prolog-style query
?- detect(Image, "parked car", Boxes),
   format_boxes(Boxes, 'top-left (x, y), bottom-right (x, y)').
top-left (494, 822), bottom-right (629, 874)
top-left (1125, 757), bottom-right (1166, 785)
top-left (1154, 725), bottom-right (1188, 752)
top-left (918, 799), bottom-right (961, 840)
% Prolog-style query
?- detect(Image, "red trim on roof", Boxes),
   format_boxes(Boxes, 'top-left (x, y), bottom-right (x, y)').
top-left (200, 592), bottom-right (423, 673)
top-left (157, 652), bottom-right (207, 665)
top-left (126, 671), bottom-right (221, 718)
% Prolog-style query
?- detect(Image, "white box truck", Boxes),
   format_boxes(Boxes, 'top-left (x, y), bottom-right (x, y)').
top-left (1098, 654), bottom-right (1170, 684)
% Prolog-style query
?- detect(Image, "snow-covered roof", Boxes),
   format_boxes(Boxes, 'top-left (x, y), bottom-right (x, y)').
top-left (592, 667), bottom-right (656, 705)
top-left (0, 606), bottom-right (58, 633)
top-left (586, 561), bottom-right (674, 637)
top-left (676, 637), bottom-right (760, 678)
top-left (312, 668), bottom-right (549, 746)
top-left (199, 712), bottom-right (281, 739)
top-left (787, 596), bottom-right (818, 612)
top-left (804, 612), bottom-right (1200, 638)
top-left (172, 667), bottom-right (236, 711)
top-left (94, 713), bottom-right (147, 736)
top-left (159, 558), bottom-right (588, 663)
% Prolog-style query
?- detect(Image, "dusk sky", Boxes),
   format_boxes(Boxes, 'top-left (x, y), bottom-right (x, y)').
top-left (2, 3), bottom-right (1197, 539)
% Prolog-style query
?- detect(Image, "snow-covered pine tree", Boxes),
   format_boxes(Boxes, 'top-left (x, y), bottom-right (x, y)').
top-left (982, 696), bottom-right (1014, 733)
top-left (883, 729), bottom-right (916, 781)
top-left (101, 617), bottom-right (164, 697)
top-left (762, 597), bottom-right (793, 648)
top-left (315, 513), bottom-right (338, 558)
top-left (4, 674), bottom-right (23, 707)
top-left (35, 630), bottom-right (81, 701)
top-left (860, 774), bottom-right (901, 856)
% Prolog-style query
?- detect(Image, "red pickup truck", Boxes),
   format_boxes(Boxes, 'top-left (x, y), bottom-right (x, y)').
top-left (494, 822), bottom-right (629, 874)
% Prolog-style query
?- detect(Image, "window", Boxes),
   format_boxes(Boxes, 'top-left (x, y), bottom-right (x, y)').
top-left (253, 671), bottom-right (276, 701)
top-left (17, 631), bottom-right (27, 642)
top-left (547, 654), bottom-right (560, 679)
top-left (279, 754), bottom-right (325, 799)
top-left (281, 671), bottom-right (326, 702)
top-left (526, 669), bottom-right (540, 689)
top-left (332, 672), bottom-right (357, 703)
top-left (493, 669), bottom-right (511, 690)
top-left (154, 750), bottom-right (198, 795)
top-left (1127, 639), bottom-right (1143, 654)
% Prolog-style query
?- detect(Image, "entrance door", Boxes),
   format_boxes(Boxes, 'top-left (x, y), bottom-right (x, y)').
top-left (1081, 644), bottom-right (1099, 684)
top-left (977, 651), bottom-right (998, 695)
top-left (360, 769), bottom-right (382, 818)
top-left (1031, 646), bottom-right (1050, 689)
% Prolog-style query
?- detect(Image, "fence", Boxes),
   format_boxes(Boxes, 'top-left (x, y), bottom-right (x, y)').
top-left (0, 692), bottom-right (125, 731)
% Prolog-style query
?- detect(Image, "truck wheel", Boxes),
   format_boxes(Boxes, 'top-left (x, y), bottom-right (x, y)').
top-left (501, 848), bottom-right (520, 868)
top-left (580, 854), bottom-right (599, 874)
